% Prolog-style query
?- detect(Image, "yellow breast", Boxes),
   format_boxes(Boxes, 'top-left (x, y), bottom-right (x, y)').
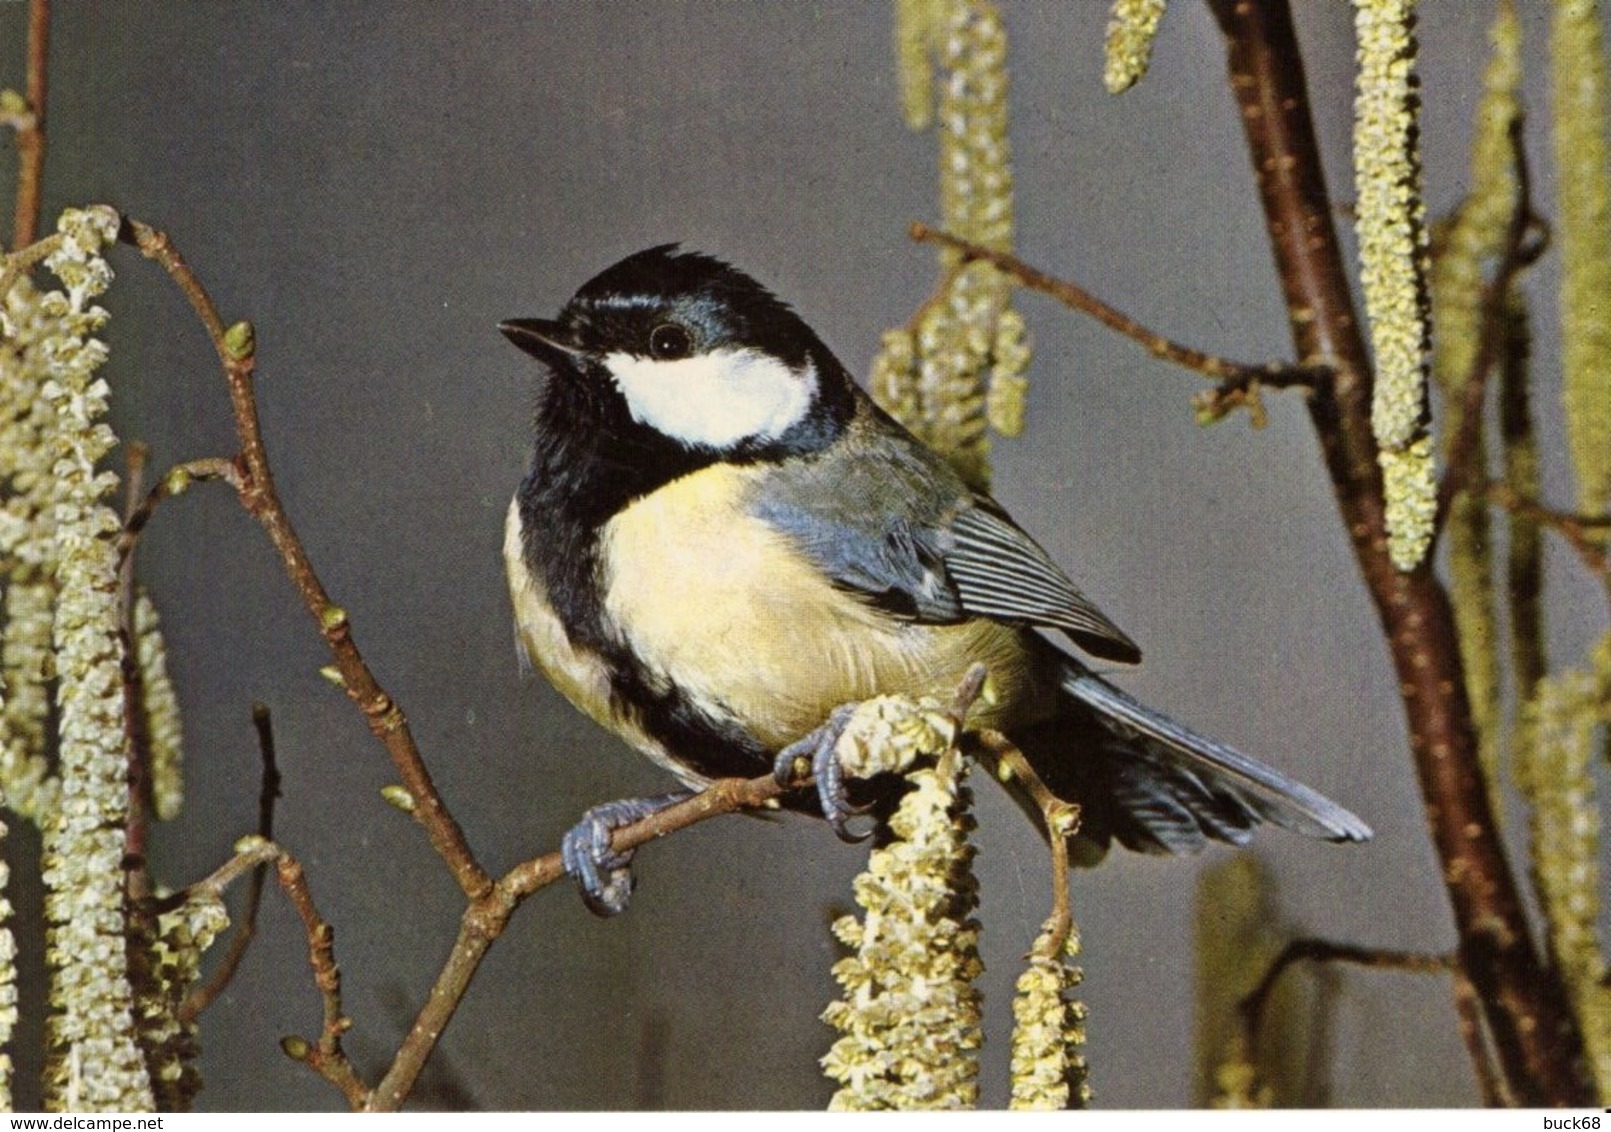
top-left (597, 463), bottom-right (1037, 749)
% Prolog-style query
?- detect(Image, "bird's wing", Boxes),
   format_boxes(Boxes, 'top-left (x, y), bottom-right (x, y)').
top-left (941, 502), bottom-right (1140, 663)
top-left (746, 425), bottom-right (1140, 664)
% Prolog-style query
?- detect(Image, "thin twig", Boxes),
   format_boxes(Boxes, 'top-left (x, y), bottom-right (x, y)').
top-left (116, 456), bottom-right (244, 567)
top-left (368, 669), bottom-right (999, 1110)
top-left (1485, 482), bottom-right (1610, 576)
top-left (118, 216), bottom-right (492, 902)
top-left (182, 838), bottom-right (282, 902)
top-left (1487, 482), bottom-right (1611, 614)
top-left (908, 220), bottom-right (1330, 400)
top-left (9, 0), bottom-right (48, 250)
top-left (1451, 967), bottom-right (1510, 1107)
top-left (368, 769), bottom-right (796, 1111)
top-left (1238, 939), bottom-right (1454, 1056)
top-left (274, 852), bottom-right (370, 1109)
top-left (120, 440), bottom-right (154, 902)
top-left (182, 702), bottom-right (282, 1023)
top-left (971, 727), bottom-right (1076, 958)
top-left (0, 229), bottom-right (63, 297)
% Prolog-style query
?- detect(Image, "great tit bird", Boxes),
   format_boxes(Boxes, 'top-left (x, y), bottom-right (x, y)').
top-left (501, 245), bottom-right (1370, 915)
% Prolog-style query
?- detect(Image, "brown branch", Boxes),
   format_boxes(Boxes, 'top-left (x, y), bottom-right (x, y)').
top-left (9, 0), bottom-right (48, 250)
top-left (117, 456), bottom-right (244, 567)
top-left (367, 769), bottom-right (795, 1111)
top-left (1238, 940), bottom-right (1458, 1095)
top-left (118, 216), bottom-right (491, 903)
top-left (369, 669), bottom-right (997, 1110)
top-left (971, 728), bottom-right (1076, 958)
top-left (182, 702), bottom-right (282, 1023)
top-left (1452, 968), bottom-right (1511, 1107)
top-left (908, 220), bottom-right (1331, 413)
top-left (1486, 482), bottom-right (1611, 581)
top-left (274, 851), bottom-right (370, 1109)
top-left (120, 440), bottom-right (155, 902)
top-left (1239, 939), bottom-right (1453, 1034)
top-left (1207, 0), bottom-right (1591, 1105)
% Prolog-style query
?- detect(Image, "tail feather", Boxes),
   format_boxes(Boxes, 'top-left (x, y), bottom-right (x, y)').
top-left (1050, 669), bottom-right (1372, 851)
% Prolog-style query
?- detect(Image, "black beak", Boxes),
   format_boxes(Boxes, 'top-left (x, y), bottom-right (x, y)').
top-left (499, 318), bottom-right (585, 366)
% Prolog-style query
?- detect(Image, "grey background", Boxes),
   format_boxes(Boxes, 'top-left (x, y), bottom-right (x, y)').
top-left (1, 0), bottom-right (1604, 1111)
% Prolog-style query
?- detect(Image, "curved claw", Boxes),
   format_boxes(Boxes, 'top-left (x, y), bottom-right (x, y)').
top-left (769, 705), bottom-right (873, 840)
top-left (560, 792), bottom-right (694, 917)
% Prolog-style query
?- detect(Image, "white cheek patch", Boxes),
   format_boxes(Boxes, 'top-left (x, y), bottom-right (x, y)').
top-left (603, 348), bottom-right (817, 448)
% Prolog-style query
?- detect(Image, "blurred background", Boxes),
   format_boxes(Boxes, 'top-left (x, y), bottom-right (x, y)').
top-left (0, 0), bottom-right (1605, 1110)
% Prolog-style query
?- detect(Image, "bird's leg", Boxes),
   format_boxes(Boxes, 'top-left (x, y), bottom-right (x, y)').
top-left (560, 791), bottom-right (695, 916)
top-left (771, 703), bottom-right (871, 843)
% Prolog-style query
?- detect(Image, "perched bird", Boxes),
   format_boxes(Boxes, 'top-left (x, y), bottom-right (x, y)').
top-left (501, 245), bottom-right (1370, 915)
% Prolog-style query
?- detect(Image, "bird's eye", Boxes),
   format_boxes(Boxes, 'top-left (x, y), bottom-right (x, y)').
top-left (648, 323), bottom-right (692, 360)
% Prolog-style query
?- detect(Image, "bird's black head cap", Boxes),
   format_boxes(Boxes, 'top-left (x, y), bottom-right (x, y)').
top-left (559, 244), bottom-right (822, 369)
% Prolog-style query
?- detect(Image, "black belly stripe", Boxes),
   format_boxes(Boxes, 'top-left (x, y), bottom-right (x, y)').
top-left (606, 663), bottom-right (775, 782)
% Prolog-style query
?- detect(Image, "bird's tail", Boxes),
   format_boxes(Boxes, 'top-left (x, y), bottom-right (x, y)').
top-left (1012, 668), bottom-right (1372, 856)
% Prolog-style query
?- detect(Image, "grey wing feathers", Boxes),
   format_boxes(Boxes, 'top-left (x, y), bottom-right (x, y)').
top-left (1061, 668), bottom-right (1373, 845)
top-left (744, 409), bottom-right (1138, 662)
top-left (946, 506), bottom-right (1141, 663)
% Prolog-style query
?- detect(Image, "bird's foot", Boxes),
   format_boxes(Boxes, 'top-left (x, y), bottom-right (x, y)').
top-left (561, 791), bottom-right (694, 916)
top-left (771, 704), bottom-right (873, 843)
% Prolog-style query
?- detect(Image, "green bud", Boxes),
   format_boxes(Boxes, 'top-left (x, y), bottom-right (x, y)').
top-left (280, 1035), bottom-right (311, 1061)
top-left (223, 319), bottom-right (256, 360)
top-left (380, 785), bottom-right (417, 813)
top-left (320, 605), bottom-right (348, 632)
top-left (233, 834), bottom-right (270, 855)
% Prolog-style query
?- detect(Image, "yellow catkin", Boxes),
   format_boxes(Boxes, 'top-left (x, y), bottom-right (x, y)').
top-left (0, 273), bottom-right (64, 824)
top-left (874, 0), bottom-right (1026, 492)
top-left (1430, 0), bottom-right (1521, 822)
top-left (1551, 0), bottom-right (1611, 518)
top-left (35, 206), bottom-right (154, 1113)
top-left (1193, 856), bottom-right (1283, 1107)
top-left (821, 713), bottom-right (982, 1110)
top-left (129, 891), bottom-right (228, 1111)
top-left (1103, 0), bottom-right (1168, 94)
top-left (132, 592), bottom-right (184, 822)
top-left (895, 0), bottom-right (943, 130)
top-left (1353, 0), bottom-right (1434, 571)
top-left (1515, 633), bottom-right (1611, 1100)
top-left (1008, 924), bottom-right (1091, 1109)
top-left (1380, 437), bottom-right (1437, 571)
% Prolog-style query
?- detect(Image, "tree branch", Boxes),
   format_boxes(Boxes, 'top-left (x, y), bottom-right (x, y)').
top-left (272, 851), bottom-right (369, 1109)
top-left (368, 770), bottom-right (796, 1110)
top-left (971, 728), bottom-right (1075, 958)
top-left (8, 0), bottom-right (48, 250)
top-left (118, 216), bottom-right (492, 903)
top-left (181, 702), bottom-right (282, 1023)
top-left (907, 219), bottom-right (1330, 421)
top-left (117, 456), bottom-right (244, 567)
top-left (1206, 0), bottom-right (1591, 1104)
top-left (1484, 482), bottom-right (1611, 587)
